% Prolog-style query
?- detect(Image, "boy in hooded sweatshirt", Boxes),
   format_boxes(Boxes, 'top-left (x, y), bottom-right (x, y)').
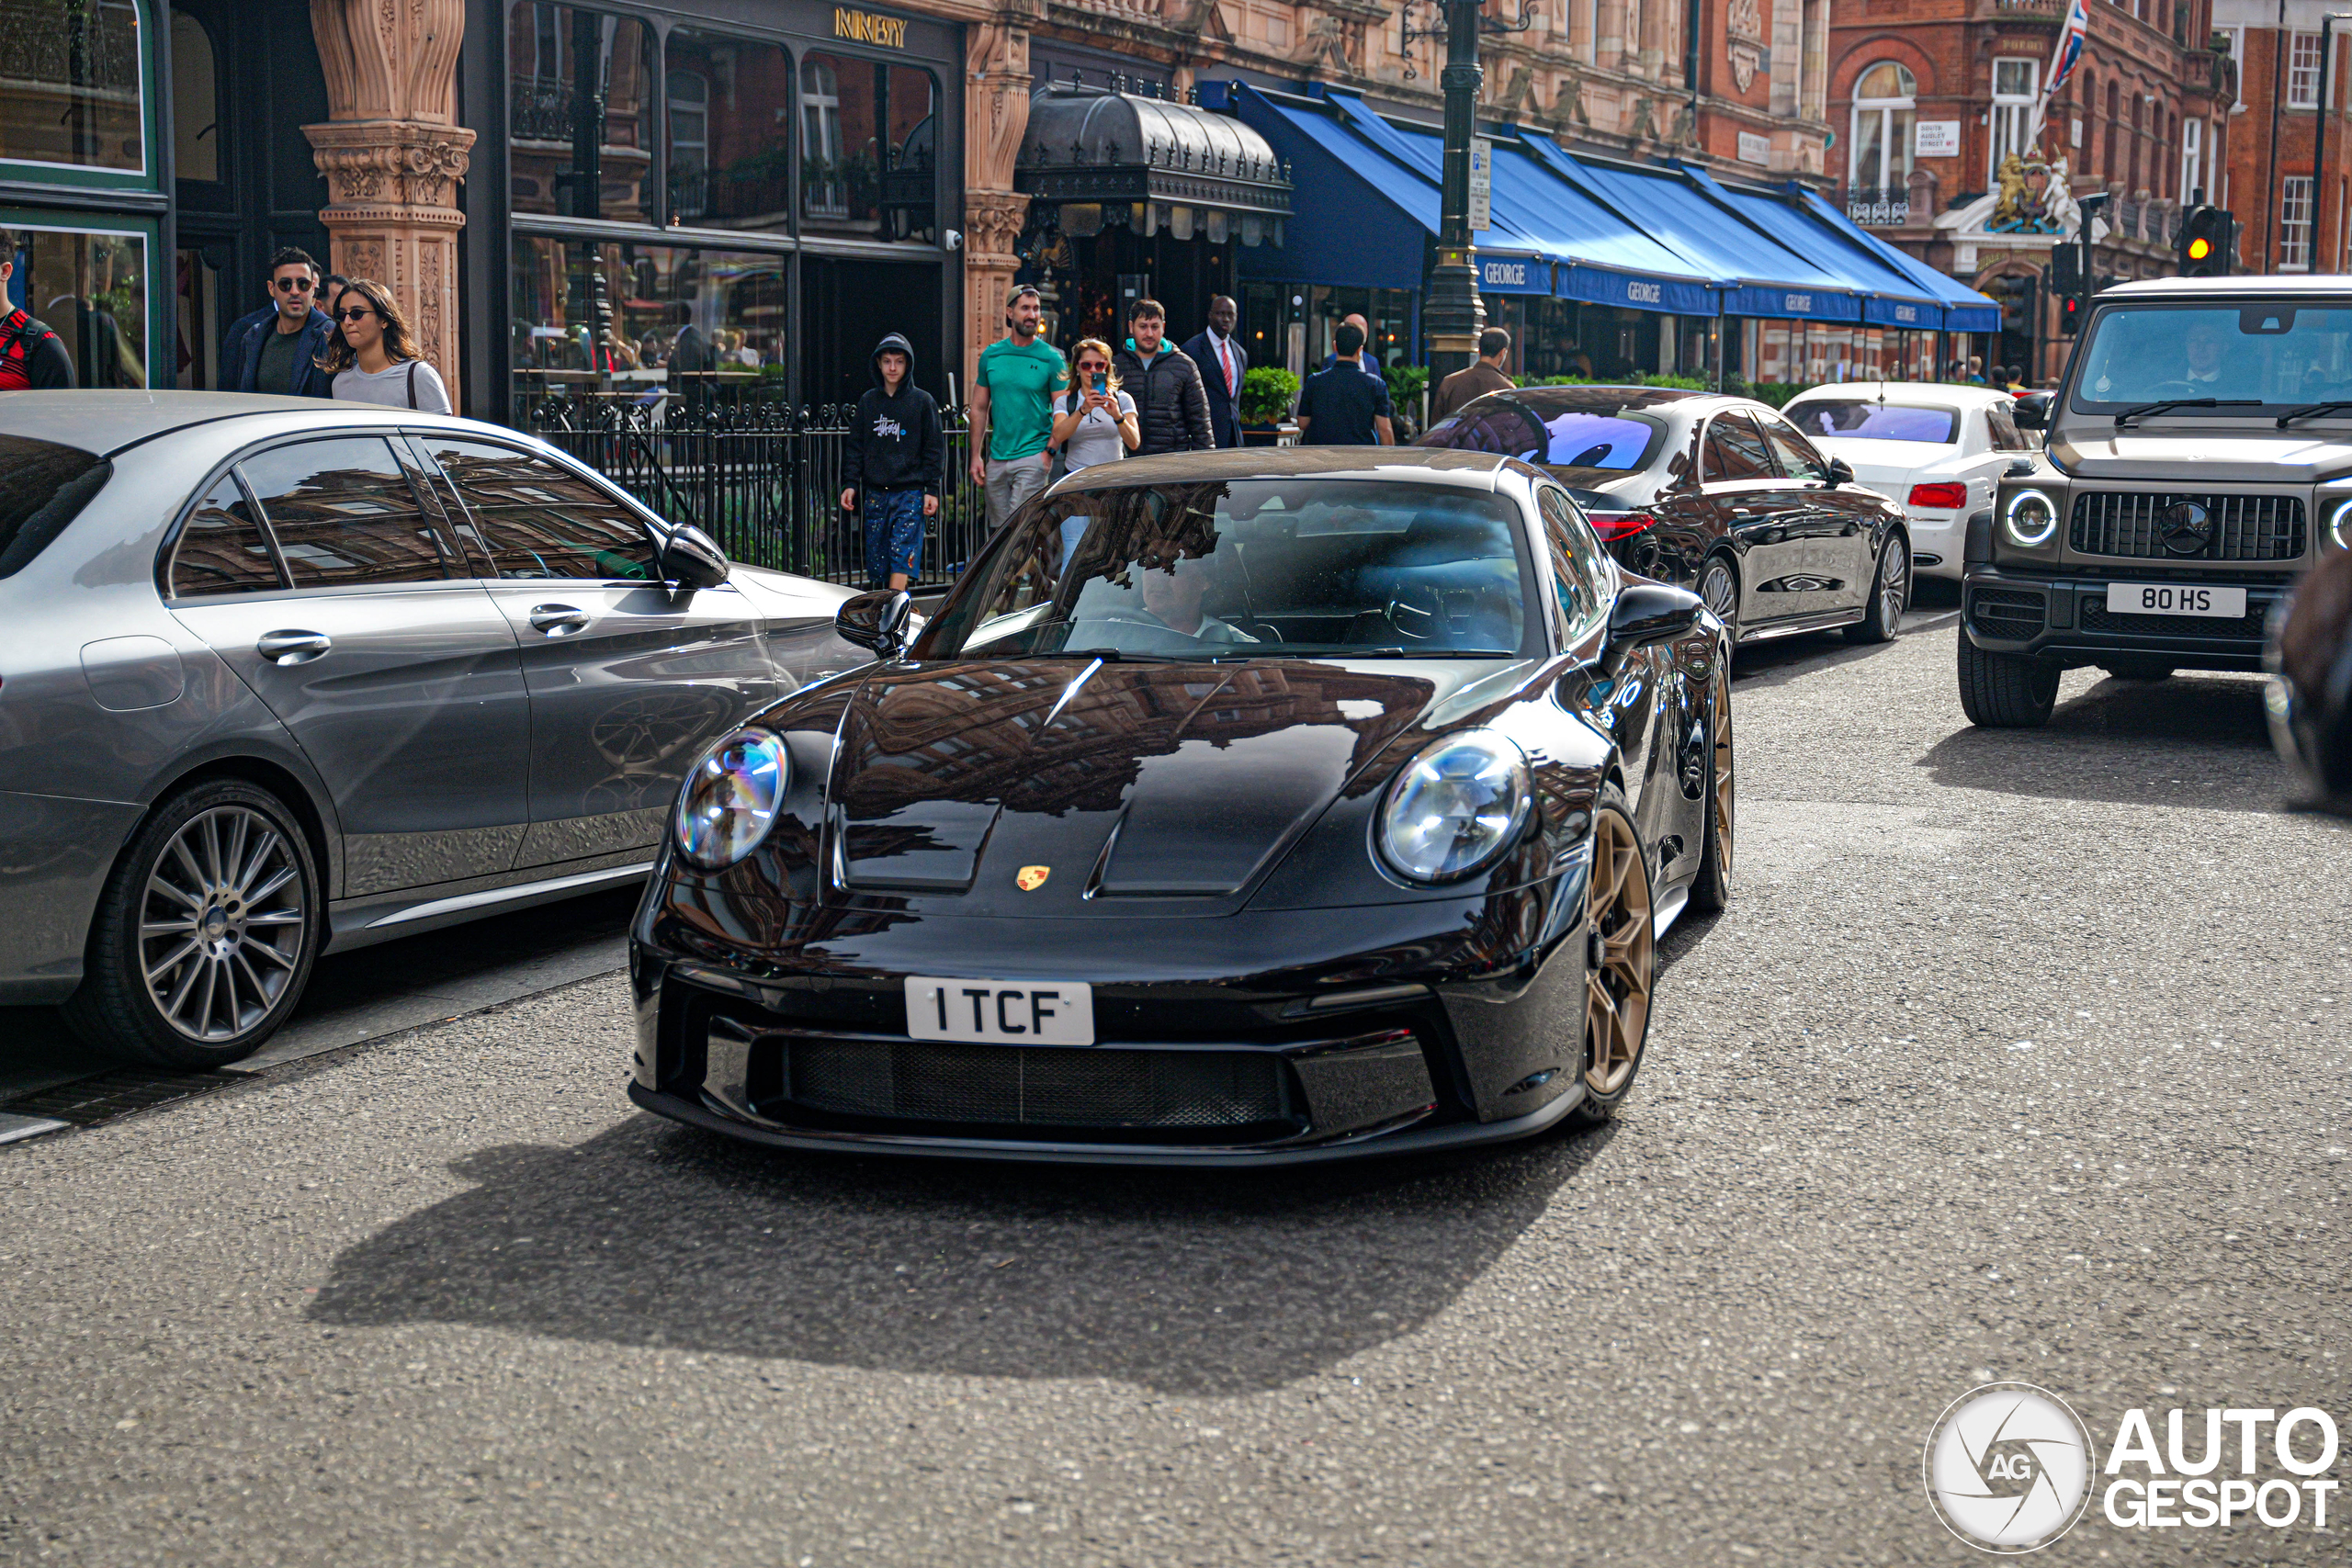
top-left (840, 333), bottom-right (946, 592)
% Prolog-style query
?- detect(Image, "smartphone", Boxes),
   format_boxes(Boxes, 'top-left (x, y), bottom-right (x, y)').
top-left (1091, 371), bottom-right (1107, 393)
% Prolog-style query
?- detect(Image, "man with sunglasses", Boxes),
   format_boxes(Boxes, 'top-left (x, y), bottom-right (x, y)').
top-left (220, 248), bottom-right (336, 398)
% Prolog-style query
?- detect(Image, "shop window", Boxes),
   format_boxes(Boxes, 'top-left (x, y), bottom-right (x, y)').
top-left (665, 33), bottom-right (793, 230)
top-left (170, 10), bottom-right (219, 183)
top-left (797, 51), bottom-right (937, 243)
top-left (509, 234), bottom-right (787, 414)
top-left (4, 225), bottom-right (147, 386)
top-left (1, 0), bottom-right (146, 172)
top-left (507, 3), bottom-right (654, 223)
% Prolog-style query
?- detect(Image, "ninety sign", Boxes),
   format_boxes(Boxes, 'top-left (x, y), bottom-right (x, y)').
top-left (833, 6), bottom-right (909, 47)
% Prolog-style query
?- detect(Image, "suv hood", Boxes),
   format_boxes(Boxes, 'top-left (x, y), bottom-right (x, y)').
top-left (2050, 429), bottom-right (2352, 484)
top-left (822, 657), bottom-right (1468, 915)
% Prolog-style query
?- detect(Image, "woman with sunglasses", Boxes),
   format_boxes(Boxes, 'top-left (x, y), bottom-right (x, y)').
top-left (1048, 338), bottom-right (1138, 569)
top-left (319, 278), bottom-right (451, 412)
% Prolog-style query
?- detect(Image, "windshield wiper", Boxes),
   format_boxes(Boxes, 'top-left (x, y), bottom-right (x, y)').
top-left (2111, 397), bottom-right (2259, 428)
top-left (2276, 400), bottom-right (2352, 428)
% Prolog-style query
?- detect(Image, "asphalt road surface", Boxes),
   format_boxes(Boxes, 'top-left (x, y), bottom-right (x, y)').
top-left (4, 605), bottom-right (2346, 1566)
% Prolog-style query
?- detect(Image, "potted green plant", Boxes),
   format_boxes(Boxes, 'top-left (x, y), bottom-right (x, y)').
top-left (1238, 366), bottom-right (1300, 445)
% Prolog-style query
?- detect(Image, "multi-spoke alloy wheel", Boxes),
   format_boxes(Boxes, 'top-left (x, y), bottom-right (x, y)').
top-left (140, 806), bottom-right (307, 1042)
top-left (1577, 792), bottom-right (1655, 1119)
top-left (67, 781), bottom-right (320, 1068)
top-left (1847, 534), bottom-right (1909, 644)
top-left (1698, 557), bottom-right (1740, 642)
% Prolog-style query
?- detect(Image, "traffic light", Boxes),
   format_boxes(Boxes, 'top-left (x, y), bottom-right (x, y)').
top-left (2057, 290), bottom-right (2086, 335)
top-left (2177, 205), bottom-right (2237, 276)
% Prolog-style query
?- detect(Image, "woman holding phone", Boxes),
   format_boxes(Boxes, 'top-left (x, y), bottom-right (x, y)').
top-left (1050, 338), bottom-right (1138, 569)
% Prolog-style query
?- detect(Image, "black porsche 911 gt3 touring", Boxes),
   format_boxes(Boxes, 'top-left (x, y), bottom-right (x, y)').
top-left (627, 446), bottom-right (1734, 1164)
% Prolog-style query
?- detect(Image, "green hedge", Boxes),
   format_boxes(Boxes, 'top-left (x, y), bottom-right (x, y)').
top-left (1238, 365), bottom-right (1300, 426)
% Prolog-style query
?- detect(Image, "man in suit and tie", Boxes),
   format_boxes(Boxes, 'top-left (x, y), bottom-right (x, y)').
top-left (1182, 294), bottom-right (1249, 448)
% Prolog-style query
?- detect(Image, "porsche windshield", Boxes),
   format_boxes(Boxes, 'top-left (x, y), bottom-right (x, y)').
top-left (917, 478), bottom-right (1537, 660)
top-left (2072, 301), bottom-right (2352, 412)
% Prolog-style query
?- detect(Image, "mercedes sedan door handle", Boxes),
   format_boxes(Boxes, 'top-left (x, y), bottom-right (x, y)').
top-left (527, 604), bottom-right (591, 637)
top-left (255, 629), bottom-right (332, 666)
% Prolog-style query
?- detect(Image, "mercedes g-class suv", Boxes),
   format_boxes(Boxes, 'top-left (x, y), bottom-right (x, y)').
top-left (1960, 276), bottom-right (2345, 727)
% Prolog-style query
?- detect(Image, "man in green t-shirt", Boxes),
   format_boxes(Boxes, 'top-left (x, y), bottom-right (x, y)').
top-left (969, 284), bottom-right (1067, 531)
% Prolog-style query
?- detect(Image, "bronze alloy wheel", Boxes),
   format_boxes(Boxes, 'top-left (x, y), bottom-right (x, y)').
top-left (1582, 800), bottom-right (1655, 1103)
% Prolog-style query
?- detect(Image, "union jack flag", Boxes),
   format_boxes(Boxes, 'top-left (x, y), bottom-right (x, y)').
top-left (2044, 0), bottom-right (2089, 108)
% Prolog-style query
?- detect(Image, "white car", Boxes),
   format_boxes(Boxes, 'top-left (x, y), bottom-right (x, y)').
top-left (1780, 383), bottom-right (2040, 581)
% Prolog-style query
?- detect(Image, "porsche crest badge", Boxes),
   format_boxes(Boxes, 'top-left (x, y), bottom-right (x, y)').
top-left (1016, 865), bottom-right (1050, 892)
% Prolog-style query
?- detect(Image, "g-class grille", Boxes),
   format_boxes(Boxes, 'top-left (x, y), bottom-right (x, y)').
top-left (2069, 491), bottom-right (2305, 561)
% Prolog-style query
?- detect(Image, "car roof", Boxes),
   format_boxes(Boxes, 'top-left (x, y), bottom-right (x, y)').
top-left (0, 390), bottom-right (493, 457)
top-left (1783, 382), bottom-right (2010, 408)
top-left (2098, 276), bottom-right (2352, 299)
top-left (1053, 444), bottom-right (1522, 493)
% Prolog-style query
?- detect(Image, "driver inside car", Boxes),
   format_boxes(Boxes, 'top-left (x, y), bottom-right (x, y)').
top-left (1133, 550), bottom-right (1258, 647)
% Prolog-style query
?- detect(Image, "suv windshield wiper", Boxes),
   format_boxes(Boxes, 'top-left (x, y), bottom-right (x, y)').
top-left (2111, 397), bottom-right (2259, 428)
top-left (2276, 400), bottom-right (2352, 427)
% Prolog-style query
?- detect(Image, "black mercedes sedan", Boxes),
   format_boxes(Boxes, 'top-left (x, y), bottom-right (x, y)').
top-left (628, 447), bottom-right (1735, 1165)
top-left (1415, 385), bottom-right (1912, 647)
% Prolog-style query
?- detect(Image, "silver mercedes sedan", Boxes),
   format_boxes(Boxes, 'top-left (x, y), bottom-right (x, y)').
top-left (0, 392), bottom-right (862, 1067)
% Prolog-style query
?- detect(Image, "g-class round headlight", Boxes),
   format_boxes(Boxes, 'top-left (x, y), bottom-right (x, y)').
top-left (2004, 488), bottom-right (2061, 547)
top-left (673, 728), bottom-right (788, 871)
top-left (2330, 497), bottom-right (2352, 550)
top-left (1377, 731), bottom-right (1533, 885)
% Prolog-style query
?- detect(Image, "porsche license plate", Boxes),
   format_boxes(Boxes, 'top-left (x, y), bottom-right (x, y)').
top-left (905, 977), bottom-right (1095, 1045)
top-left (2104, 582), bottom-right (2247, 618)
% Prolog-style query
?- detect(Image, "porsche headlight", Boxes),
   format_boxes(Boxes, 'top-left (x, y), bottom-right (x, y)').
top-left (1377, 731), bottom-right (1533, 885)
top-left (673, 728), bottom-right (788, 871)
top-left (2004, 488), bottom-right (2061, 548)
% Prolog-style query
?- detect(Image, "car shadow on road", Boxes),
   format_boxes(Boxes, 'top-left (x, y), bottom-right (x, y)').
top-left (1915, 671), bottom-right (2285, 812)
top-left (307, 1112), bottom-right (1616, 1395)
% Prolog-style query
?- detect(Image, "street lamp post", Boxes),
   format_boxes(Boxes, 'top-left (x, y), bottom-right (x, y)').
top-left (1425, 0), bottom-right (1487, 381)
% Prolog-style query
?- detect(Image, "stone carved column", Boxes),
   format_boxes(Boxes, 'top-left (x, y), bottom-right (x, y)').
top-left (964, 14), bottom-right (1035, 402)
top-left (304, 0), bottom-right (473, 405)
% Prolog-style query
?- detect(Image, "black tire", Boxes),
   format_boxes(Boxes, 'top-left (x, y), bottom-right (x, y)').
top-left (65, 779), bottom-right (321, 1069)
top-left (1696, 554), bottom-right (1741, 644)
top-left (1568, 784), bottom-right (1655, 1129)
top-left (1956, 632), bottom-right (2060, 728)
top-left (1687, 662), bottom-right (1734, 915)
top-left (2100, 658), bottom-right (2177, 682)
top-left (1844, 531), bottom-right (1909, 644)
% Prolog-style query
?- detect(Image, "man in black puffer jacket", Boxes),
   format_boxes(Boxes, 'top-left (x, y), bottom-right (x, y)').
top-left (1111, 298), bottom-right (1212, 457)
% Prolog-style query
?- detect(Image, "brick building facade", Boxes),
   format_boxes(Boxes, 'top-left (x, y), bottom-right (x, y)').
top-left (1827, 0), bottom-right (2231, 381)
top-left (2213, 0), bottom-right (2350, 274)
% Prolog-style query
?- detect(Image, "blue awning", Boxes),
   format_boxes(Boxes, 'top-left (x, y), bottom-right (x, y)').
top-left (1788, 186), bottom-right (2004, 333)
top-left (1675, 166), bottom-right (1947, 329)
top-left (1524, 141), bottom-right (1864, 322)
top-left (1233, 86), bottom-right (1554, 292)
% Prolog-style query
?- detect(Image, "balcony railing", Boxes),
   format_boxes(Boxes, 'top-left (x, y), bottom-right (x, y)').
top-left (1844, 186), bottom-right (1910, 226)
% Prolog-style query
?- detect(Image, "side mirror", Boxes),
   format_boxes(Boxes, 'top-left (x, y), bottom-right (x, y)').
top-left (2012, 398), bottom-right (2049, 431)
top-left (836, 589), bottom-right (914, 659)
top-left (1823, 457), bottom-right (1856, 489)
top-left (1607, 582), bottom-right (1706, 647)
top-left (661, 524), bottom-right (730, 590)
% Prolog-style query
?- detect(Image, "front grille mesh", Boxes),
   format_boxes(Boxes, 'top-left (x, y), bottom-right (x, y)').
top-left (2069, 491), bottom-right (2306, 560)
top-left (783, 1038), bottom-right (1294, 1129)
top-left (2076, 599), bottom-right (2269, 639)
top-left (1968, 586), bottom-right (2047, 641)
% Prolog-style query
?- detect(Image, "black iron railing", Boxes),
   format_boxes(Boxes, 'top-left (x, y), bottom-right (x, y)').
top-left (524, 393), bottom-right (993, 591)
top-left (1844, 186), bottom-right (1910, 226)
